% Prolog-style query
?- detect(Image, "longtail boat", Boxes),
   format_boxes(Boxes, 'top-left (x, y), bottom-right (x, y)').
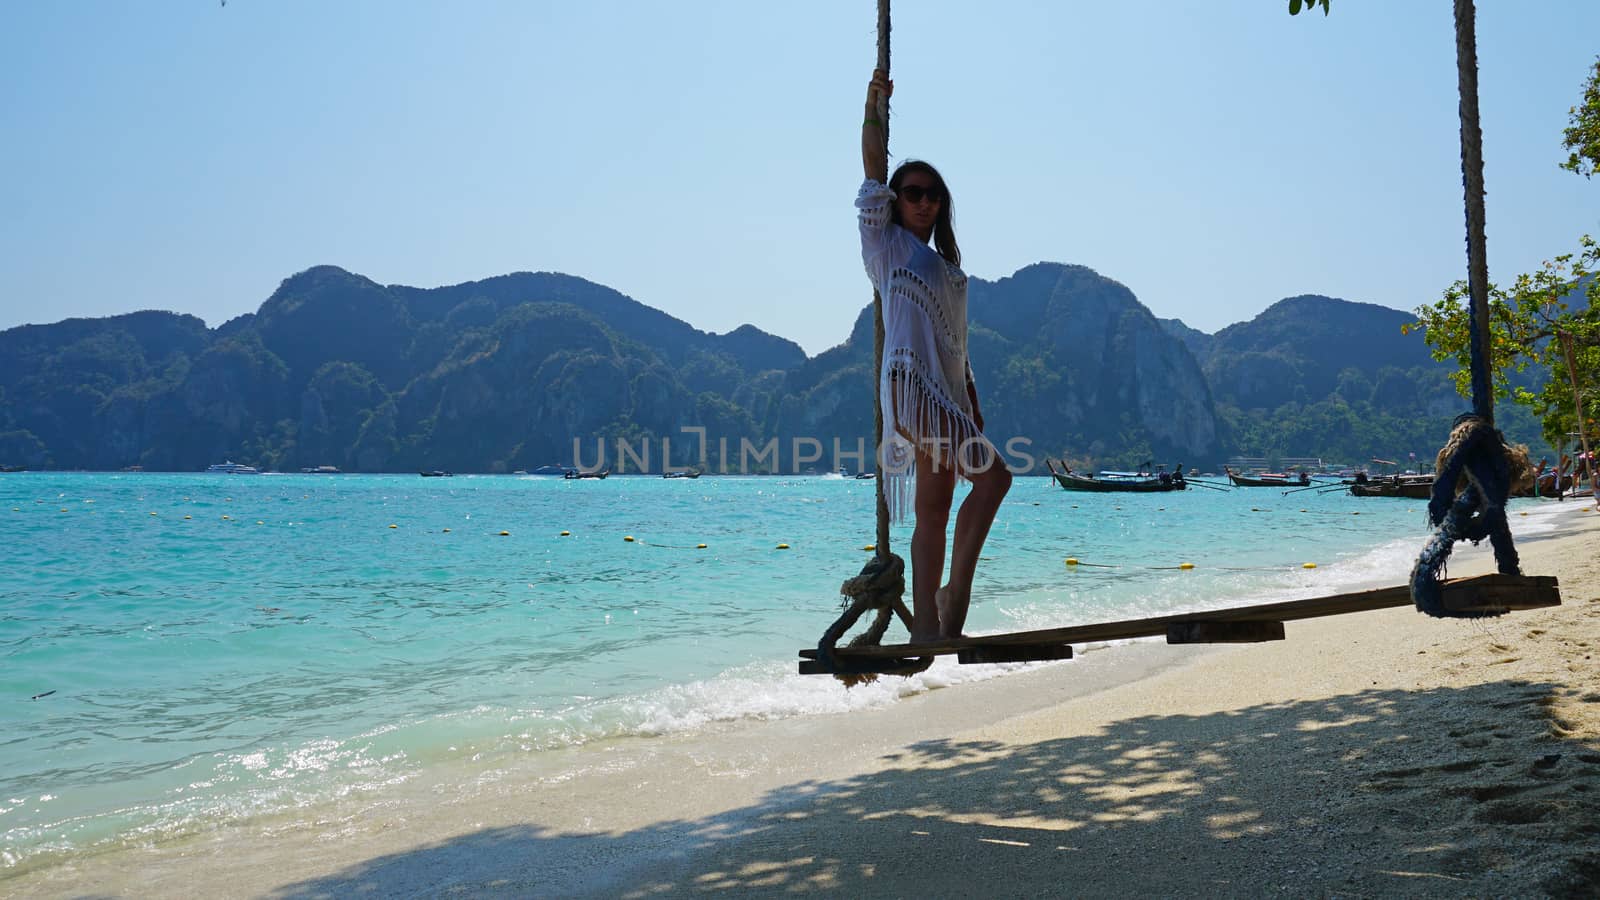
top-left (1046, 459), bottom-right (1187, 493)
top-left (564, 469), bottom-right (609, 480)
top-left (1513, 459), bottom-right (1575, 498)
top-left (1224, 466), bottom-right (1310, 488)
top-left (1349, 474), bottom-right (1434, 499)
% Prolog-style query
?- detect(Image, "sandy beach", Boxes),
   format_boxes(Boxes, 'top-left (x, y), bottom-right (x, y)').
top-left (10, 501), bottom-right (1600, 898)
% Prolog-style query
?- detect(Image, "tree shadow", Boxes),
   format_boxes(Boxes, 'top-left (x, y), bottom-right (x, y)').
top-left (271, 680), bottom-right (1600, 898)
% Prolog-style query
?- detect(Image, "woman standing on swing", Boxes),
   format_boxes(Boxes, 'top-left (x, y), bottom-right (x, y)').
top-left (857, 68), bottom-right (1011, 643)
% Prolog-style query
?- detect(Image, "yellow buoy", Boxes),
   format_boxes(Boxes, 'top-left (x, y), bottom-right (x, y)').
top-left (1302, 562), bottom-right (1317, 569)
top-left (560, 530), bottom-right (571, 536)
top-left (624, 535), bottom-right (635, 542)
top-left (499, 530), bottom-right (510, 536)
top-left (863, 544), bottom-right (875, 551)
top-left (1519, 511), bottom-right (1528, 517)
top-left (776, 543), bottom-right (790, 550)
top-left (388, 524), bottom-right (397, 529)
top-left (442, 528), bottom-right (451, 533)
top-left (1065, 557), bottom-right (1079, 566)
top-left (184, 514), bottom-right (192, 519)
top-left (1179, 562), bottom-right (1195, 570)
top-left (149, 511), bottom-right (157, 516)
top-left (221, 515), bottom-right (231, 520)
top-left (697, 543), bottom-right (707, 549)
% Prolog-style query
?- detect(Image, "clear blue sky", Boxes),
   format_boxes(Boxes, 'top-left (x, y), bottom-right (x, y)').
top-left (3, 1), bottom-right (1597, 355)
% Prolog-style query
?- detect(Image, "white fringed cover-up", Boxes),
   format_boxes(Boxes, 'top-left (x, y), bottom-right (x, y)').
top-left (857, 179), bottom-right (996, 523)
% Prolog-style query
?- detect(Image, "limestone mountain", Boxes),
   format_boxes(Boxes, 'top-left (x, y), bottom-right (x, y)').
top-left (0, 263), bottom-right (1550, 473)
top-left (1201, 295), bottom-right (1444, 410)
top-left (1180, 294), bottom-right (1550, 464)
top-left (0, 267), bottom-right (803, 472)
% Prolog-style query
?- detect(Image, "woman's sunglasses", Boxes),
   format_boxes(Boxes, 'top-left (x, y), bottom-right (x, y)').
top-left (898, 184), bottom-right (944, 205)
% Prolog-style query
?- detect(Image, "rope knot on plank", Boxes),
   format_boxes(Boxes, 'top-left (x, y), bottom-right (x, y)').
top-left (1410, 414), bottom-right (1535, 618)
top-left (816, 552), bottom-right (931, 686)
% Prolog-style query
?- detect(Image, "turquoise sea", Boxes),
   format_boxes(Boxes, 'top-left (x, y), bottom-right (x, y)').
top-left (0, 471), bottom-right (1565, 874)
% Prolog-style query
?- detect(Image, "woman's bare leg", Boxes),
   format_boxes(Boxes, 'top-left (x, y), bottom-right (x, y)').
top-left (941, 457), bottom-right (1012, 638)
top-left (908, 449), bottom-right (956, 643)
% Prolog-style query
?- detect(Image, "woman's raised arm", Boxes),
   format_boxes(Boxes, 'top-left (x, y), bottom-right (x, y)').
top-left (862, 68), bottom-right (891, 183)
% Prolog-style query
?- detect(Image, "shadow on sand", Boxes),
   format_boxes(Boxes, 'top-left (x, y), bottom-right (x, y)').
top-left (270, 677), bottom-right (1600, 898)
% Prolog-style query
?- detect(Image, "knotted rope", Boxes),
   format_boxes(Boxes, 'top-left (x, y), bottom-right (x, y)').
top-left (1410, 415), bottom-right (1535, 617)
top-left (816, 552), bottom-right (932, 687)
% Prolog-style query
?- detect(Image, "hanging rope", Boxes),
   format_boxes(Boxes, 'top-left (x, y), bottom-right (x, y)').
top-left (814, 0), bottom-right (931, 682)
top-left (1410, 0), bottom-right (1527, 618)
top-left (1411, 415), bottom-right (1534, 616)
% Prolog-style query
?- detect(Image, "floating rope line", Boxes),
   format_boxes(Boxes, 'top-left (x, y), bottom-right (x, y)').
top-left (1065, 559), bottom-right (1322, 572)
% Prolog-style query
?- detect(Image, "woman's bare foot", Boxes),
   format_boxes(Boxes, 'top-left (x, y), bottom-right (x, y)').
top-left (936, 586), bottom-right (967, 639)
top-left (907, 603), bottom-right (943, 644)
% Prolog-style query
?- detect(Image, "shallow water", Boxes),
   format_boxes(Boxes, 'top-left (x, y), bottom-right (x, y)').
top-left (0, 471), bottom-right (1562, 872)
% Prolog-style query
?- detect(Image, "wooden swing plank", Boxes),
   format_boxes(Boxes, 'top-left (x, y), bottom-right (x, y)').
top-left (1167, 620), bottom-right (1285, 644)
top-left (957, 643), bottom-right (1074, 664)
top-left (796, 657), bottom-right (931, 676)
top-left (798, 573), bottom-right (1559, 662)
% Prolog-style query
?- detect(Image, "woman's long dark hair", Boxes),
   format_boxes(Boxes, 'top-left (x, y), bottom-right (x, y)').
top-left (888, 159), bottom-right (960, 268)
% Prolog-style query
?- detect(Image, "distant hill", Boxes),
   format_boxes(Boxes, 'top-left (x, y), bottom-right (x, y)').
top-left (1202, 295), bottom-right (1441, 410)
top-left (0, 267), bottom-right (804, 472)
top-left (1174, 294), bottom-right (1551, 466)
top-left (1157, 317), bottom-right (1214, 363)
top-left (0, 264), bottom-right (1554, 473)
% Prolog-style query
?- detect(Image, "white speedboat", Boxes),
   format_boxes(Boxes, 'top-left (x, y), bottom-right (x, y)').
top-left (205, 461), bottom-right (260, 475)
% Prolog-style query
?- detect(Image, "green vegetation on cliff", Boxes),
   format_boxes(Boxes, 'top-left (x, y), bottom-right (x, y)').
top-left (0, 263), bottom-right (1549, 473)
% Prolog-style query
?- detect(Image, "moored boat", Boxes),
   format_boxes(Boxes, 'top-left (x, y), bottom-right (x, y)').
top-left (564, 469), bottom-right (609, 480)
top-left (1513, 458), bottom-right (1576, 498)
top-left (205, 461), bottom-right (260, 475)
top-left (1224, 466), bottom-right (1310, 487)
top-left (419, 470), bottom-right (453, 478)
top-left (1349, 474), bottom-right (1434, 499)
top-left (530, 464), bottom-right (574, 476)
top-left (1046, 459), bottom-right (1187, 493)
top-left (662, 468), bottom-right (701, 479)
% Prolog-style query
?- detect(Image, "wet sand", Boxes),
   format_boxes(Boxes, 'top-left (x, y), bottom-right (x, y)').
top-left (9, 503), bottom-right (1600, 898)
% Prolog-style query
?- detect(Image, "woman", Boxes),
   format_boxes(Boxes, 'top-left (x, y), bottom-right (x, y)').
top-left (857, 68), bottom-right (1012, 643)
